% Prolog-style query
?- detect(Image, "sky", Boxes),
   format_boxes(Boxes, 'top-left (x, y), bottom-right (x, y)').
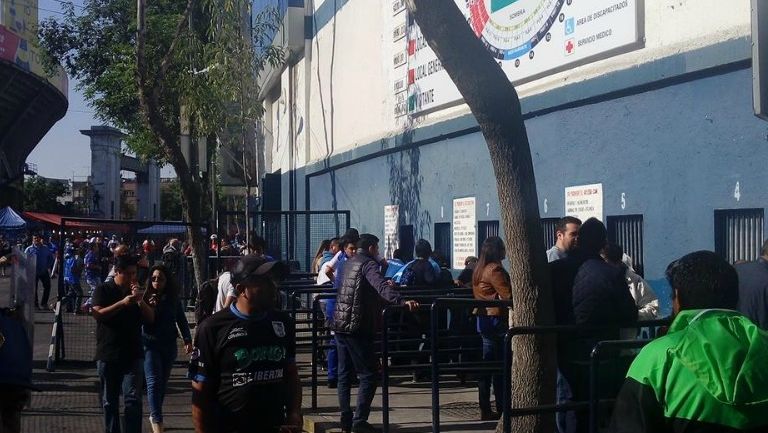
top-left (27, 0), bottom-right (176, 181)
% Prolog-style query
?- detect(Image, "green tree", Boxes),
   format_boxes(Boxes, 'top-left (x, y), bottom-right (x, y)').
top-left (406, 1), bottom-right (556, 432)
top-left (39, 0), bottom-right (283, 286)
top-left (23, 176), bottom-right (71, 214)
top-left (160, 179), bottom-right (183, 221)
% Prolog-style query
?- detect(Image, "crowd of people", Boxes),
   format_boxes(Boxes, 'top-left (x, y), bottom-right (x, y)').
top-left (4, 215), bottom-right (768, 433)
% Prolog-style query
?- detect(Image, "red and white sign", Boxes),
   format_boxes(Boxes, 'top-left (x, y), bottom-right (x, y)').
top-left (565, 183), bottom-right (604, 222)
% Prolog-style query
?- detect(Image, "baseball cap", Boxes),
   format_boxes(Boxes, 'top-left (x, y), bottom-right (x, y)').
top-left (231, 256), bottom-right (288, 286)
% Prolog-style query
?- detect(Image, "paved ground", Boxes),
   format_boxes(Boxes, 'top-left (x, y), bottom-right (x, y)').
top-left (2, 276), bottom-right (495, 433)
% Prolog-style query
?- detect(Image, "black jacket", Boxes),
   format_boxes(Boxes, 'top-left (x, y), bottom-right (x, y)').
top-left (736, 258), bottom-right (768, 330)
top-left (332, 251), bottom-right (403, 336)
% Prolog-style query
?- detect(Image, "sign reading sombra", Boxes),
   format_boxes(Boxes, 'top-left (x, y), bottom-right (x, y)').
top-left (403, 0), bottom-right (644, 115)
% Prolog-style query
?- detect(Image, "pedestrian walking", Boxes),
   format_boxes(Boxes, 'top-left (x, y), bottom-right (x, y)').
top-left (332, 234), bottom-right (419, 433)
top-left (92, 255), bottom-right (155, 433)
top-left (83, 240), bottom-right (103, 311)
top-left (191, 256), bottom-right (302, 433)
top-left (24, 234), bottom-right (55, 310)
top-left (472, 236), bottom-right (512, 421)
top-left (143, 264), bottom-right (193, 433)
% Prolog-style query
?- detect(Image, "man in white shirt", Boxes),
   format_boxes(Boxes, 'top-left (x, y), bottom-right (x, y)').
top-left (214, 271), bottom-right (236, 313)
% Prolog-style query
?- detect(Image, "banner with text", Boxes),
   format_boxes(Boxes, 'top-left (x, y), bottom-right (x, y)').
top-left (383, 205), bottom-right (399, 259)
top-left (404, 0), bottom-right (642, 114)
top-left (565, 183), bottom-right (603, 222)
top-left (452, 197), bottom-right (477, 269)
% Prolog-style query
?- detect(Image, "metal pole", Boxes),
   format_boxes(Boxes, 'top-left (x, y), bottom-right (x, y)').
top-left (589, 345), bottom-right (600, 433)
top-left (502, 331), bottom-right (514, 433)
top-left (430, 301), bottom-right (440, 433)
top-left (311, 297), bottom-right (319, 409)
top-left (382, 308), bottom-right (391, 433)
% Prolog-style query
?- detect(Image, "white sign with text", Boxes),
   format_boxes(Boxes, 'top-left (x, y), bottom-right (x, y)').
top-left (452, 197), bottom-right (477, 269)
top-left (565, 183), bottom-right (604, 222)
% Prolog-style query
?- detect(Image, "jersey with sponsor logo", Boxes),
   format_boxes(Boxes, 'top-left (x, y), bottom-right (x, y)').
top-left (191, 305), bottom-right (296, 432)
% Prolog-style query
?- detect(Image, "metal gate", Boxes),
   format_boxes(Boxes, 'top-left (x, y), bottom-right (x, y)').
top-left (607, 214), bottom-right (645, 276)
top-left (714, 208), bottom-right (765, 264)
top-left (217, 210), bottom-right (351, 273)
top-left (50, 218), bottom-right (207, 366)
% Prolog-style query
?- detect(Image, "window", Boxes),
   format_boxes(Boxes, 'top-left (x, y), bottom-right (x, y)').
top-left (399, 225), bottom-right (414, 261)
top-left (714, 209), bottom-right (765, 264)
top-left (540, 217), bottom-right (560, 251)
top-left (477, 220), bottom-right (500, 252)
top-left (434, 223), bottom-right (451, 265)
top-left (607, 215), bottom-right (645, 277)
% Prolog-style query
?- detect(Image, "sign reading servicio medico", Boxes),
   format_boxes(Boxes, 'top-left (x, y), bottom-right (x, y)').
top-left (405, 0), bottom-right (643, 114)
top-left (452, 197), bottom-right (477, 269)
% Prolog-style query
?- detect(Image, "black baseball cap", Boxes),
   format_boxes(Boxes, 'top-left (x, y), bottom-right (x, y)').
top-left (231, 256), bottom-right (288, 285)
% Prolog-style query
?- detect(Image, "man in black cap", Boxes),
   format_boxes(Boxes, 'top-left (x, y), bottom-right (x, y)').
top-left (191, 256), bottom-right (301, 433)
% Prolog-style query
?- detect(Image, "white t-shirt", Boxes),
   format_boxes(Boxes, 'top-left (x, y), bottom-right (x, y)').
top-left (214, 272), bottom-right (236, 313)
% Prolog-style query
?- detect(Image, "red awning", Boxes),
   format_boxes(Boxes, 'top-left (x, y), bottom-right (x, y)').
top-left (22, 212), bottom-right (128, 232)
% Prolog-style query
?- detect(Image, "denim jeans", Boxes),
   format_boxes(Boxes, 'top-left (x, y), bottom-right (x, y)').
top-left (478, 332), bottom-right (504, 413)
top-left (319, 299), bottom-right (338, 381)
top-left (144, 345), bottom-right (177, 423)
top-left (556, 370), bottom-right (576, 433)
top-left (97, 359), bottom-right (143, 433)
top-left (335, 333), bottom-right (379, 429)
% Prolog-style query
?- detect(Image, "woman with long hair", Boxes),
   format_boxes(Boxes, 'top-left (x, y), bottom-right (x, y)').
top-left (472, 236), bottom-right (512, 420)
top-left (142, 264), bottom-right (193, 433)
top-left (311, 239), bottom-right (331, 273)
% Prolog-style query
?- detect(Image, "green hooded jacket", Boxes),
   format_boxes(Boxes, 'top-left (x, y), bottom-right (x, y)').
top-left (609, 309), bottom-right (768, 433)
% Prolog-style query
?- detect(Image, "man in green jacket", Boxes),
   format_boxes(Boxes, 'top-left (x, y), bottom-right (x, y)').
top-left (609, 251), bottom-right (768, 433)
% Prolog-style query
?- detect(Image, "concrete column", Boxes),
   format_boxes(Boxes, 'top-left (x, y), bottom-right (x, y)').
top-left (81, 126), bottom-right (124, 219)
top-left (136, 161), bottom-right (161, 221)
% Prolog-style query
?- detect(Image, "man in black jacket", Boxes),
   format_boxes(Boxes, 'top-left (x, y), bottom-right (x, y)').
top-left (332, 234), bottom-right (418, 433)
top-left (551, 218), bottom-right (637, 433)
top-left (736, 239), bottom-right (768, 329)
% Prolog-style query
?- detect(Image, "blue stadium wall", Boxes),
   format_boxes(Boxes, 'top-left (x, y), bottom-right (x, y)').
top-left (279, 40), bottom-right (767, 314)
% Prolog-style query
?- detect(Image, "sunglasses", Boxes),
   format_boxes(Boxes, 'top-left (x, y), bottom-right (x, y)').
top-left (151, 276), bottom-right (166, 282)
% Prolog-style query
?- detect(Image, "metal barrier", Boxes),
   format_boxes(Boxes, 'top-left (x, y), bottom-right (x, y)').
top-left (427, 298), bottom-right (514, 433)
top-left (311, 293), bottom-right (337, 409)
top-left (501, 319), bottom-right (671, 433)
top-left (589, 340), bottom-right (651, 433)
top-left (217, 209), bottom-right (351, 273)
top-left (50, 294), bottom-right (198, 367)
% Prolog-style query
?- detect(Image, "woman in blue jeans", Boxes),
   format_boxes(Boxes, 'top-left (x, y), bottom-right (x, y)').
top-left (143, 264), bottom-right (193, 433)
top-left (472, 236), bottom-right (512, 421)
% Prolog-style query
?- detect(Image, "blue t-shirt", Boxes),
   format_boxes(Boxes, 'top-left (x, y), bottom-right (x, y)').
top-left (24, 244), bottom-right (54, 275)
top-left (84, 251), bottom-right (100, 280)
top-left (63, 256), bottom-right (80, 284)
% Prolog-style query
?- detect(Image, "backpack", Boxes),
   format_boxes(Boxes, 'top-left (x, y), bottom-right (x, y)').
top-left (195, 277), bottom-right (220, 326)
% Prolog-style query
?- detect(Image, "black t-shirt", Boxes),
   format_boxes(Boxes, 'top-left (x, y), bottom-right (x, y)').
top-left (192, 305), bottom-right (296, 432)
top-left (92, 280), bottom-right (143, 362)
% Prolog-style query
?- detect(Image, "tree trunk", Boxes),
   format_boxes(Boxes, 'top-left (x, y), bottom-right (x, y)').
top-left (405, 1), bottom-right (557, 432)
top-left (136, 0), bottom-right (206, 290)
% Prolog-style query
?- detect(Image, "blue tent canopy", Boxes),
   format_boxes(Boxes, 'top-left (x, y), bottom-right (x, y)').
top-left (136, 224), bottom-right (206, 235)
top-left (0, 207), bottom-right (25, 230)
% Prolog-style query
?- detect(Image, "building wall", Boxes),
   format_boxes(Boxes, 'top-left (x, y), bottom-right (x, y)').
top-left (264, 0), bottom-right (752, 171)
top-left (305, 66), bottom-right (768, 299)
top-left (258, 1), bottom-right (767, 311)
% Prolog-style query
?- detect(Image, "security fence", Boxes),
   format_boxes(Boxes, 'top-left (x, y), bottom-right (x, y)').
top-left (47, 218), bottom-right (208, 367)
top-left (217, 210), bottom-right (350, 273)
